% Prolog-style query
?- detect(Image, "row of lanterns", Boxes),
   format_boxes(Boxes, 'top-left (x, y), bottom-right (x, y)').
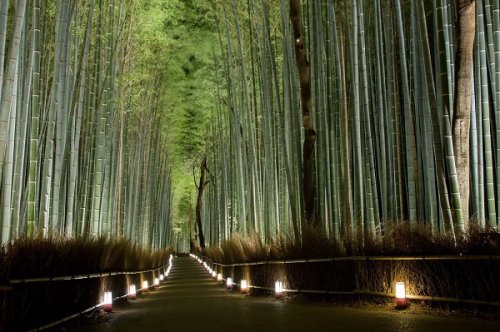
top-left (102, 254), bottom-right (174, 312)
top-left (190, 254), bottom-right (408, 307)
top-left (191, 254), bottom-right (282, 297)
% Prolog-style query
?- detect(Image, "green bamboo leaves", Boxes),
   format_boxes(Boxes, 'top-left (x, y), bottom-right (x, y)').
top-left (1, 0), bottom-right (499, 251)
top-left (205, 0), bottom-right (498, 247)
top-left (0, 0), bottom-right (174, 250)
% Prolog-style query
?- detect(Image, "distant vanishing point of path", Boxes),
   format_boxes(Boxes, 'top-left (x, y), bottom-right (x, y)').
top-left (60, 257), bottom-right (500, 332)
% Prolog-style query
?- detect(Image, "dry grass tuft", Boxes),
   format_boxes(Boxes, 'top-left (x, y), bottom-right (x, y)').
top-left (0, 235), bottom-right (170, 278)
top-left (459, 222), bottom-right (500, 255)
top-left (199, 223), bottom-right (500, 308)
top-left (202, 222), bottom-right (500, 264)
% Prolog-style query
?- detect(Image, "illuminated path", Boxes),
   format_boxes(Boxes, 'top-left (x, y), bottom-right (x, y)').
top-left (64, 257), bottom-right (500, 332)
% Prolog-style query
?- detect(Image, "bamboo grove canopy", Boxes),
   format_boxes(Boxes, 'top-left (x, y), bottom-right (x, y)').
top-left (201, 0), bottom-right (500, 246)
top-left (0, 0), bottom-right (173, 249)
top-left (0, 0), bottom-right (499, 250)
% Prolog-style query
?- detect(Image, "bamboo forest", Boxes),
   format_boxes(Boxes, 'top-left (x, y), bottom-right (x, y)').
top-left (1, 0), bottom-right (499, 250)
top-left (3, 0), bottom-right (500, 331)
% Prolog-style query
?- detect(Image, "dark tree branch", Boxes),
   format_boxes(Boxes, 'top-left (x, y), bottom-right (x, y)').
top-left (195, 156), bottom-right (209, 248)
top-left (289, 0), bottom-right (317, 227)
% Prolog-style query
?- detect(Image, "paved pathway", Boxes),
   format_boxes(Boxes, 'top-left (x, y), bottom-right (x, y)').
top-left (61, 256), bottom-right (500, 332)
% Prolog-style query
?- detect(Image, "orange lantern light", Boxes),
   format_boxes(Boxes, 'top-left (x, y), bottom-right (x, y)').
top-left (128, 284), bottom-right (137, 300)
top-left (275, 281), bottom-right (283, 298)
top-left (103, 291), bottom-right (113, 312)
top-left (226, 277), bottom-right (233, 290)
top-left (395, 282), bottom-right (408, 308)
top-left (240, 279), bottom-right (248, 294)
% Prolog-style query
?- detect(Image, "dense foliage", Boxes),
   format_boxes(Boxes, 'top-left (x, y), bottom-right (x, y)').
top-left (0, 0), bottom-right (177, 249)
top-left (202, 0), bottom-right (500, 247)
top-left (1, 0), bottom-right (500, 253)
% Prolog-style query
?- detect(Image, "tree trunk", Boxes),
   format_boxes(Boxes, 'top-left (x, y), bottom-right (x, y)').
top-left (188, 201), bottom-right (196, 251)
top-left (453, 0), bottom-right (476, 231)
top-left (289, 0), bottom-right (317, 226)
top-left (195, 157), bottom-right (209, 248)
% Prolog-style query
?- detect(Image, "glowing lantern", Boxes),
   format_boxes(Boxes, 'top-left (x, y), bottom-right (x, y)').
top-left (142, 280), bottom-right (149, 292)
top-left (103, 291), bottom-right (113, 312)
top-left (240, 279), bottom-right (248, 294)
top-left (129, 284), bottom-right (137, 300)
top-left (160, 274), bottom-right (164, 281)
top-left (226, 277), bottom-right (233, 290)
top-left (212, 271), bottom-right (217, 278)
top-left (154, 277), bottom-right (160, 287)
top-left (275, 281), bottom-right (283, 298)
top-left (217, 273), bottom-right (223, 283)
top-left (395, 282), bottom-right (407, 308)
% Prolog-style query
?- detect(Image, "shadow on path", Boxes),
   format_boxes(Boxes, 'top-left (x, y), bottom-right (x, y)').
top-left (58, 257), bottom-right (500, 332)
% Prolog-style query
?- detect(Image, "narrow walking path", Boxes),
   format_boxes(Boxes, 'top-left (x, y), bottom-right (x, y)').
top-left (61, 257), bottom-right (500, 332)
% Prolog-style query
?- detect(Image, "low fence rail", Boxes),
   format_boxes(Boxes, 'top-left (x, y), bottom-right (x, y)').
top-left (192, 254), bottom-right (500, 308)
top-left (27, 260), bottom-right (173, 332)
top-left (6, 266), bottom-right (168, 285)
top-left (1, 255), bottom-right (174, 331)
top-left (198, 254), bottom-right (500, 267)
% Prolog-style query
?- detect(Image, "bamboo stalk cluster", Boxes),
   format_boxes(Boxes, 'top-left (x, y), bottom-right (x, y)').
top-left (204, 0), bottom-right (500, 246)
top-left (0, 0), bottom-right (173, 249)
